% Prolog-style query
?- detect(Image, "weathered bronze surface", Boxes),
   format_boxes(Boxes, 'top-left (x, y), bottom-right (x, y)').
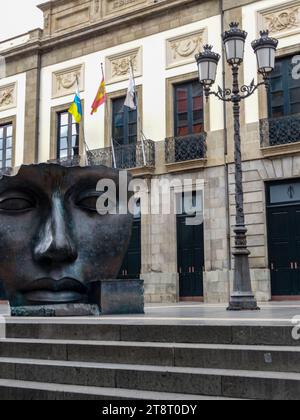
top-left (0, 164), bottom-right (133, 308)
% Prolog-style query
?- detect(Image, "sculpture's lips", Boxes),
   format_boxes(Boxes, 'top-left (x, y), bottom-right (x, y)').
top-left (21, 278), bottom-right (87, 304)
top-left (23, 290), bottom-right (84, 304)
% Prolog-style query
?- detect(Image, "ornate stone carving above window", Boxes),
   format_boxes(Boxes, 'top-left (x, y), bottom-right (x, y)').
top-left (106, 47), bottom-right (142, 84)
top-left (166, 29), bottom-right (207, 69)
top-left (258, 1), bottom-right (300, 38)
top-left (0, 83), bottom-right (17, 111)
top-left (52, 65), bottom-right (84, 99)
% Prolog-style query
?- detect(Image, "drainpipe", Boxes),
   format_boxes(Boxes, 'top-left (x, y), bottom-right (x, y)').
top-left (34, 49), bottom-right (42, 163)
top-left (221, 0), bottom-right (232, 281)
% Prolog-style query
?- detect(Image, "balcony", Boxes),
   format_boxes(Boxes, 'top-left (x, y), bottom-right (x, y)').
top-left (48, 155), bottom-right (81, 167)
top-left (87, 140), bottom-right (156, 175)
top-left (260, 114), bottom-right (300, 155)
top-left (165, 133), bottom-right (207, 171)
top-left (0, 167), bottom-right (13, 176)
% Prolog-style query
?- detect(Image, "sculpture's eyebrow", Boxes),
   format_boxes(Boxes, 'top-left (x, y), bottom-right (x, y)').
top-left (75, 189), bottom-right (104, 200)
top-left (0, 189), bottom-right (34, 200)
top-left (65, 176), bottom-right (120, 198)
top-left (0, 186), bottom-right (40, 199)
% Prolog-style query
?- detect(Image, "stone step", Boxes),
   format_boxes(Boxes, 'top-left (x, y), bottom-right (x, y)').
top-left (5, 322), bottom-right (299, 346)
top-left (0, 357), bottom-right (299, 400)
top-left (0, 379), bottom-right (230, 400)
top-left (1, 339), bottom-right (300, 373)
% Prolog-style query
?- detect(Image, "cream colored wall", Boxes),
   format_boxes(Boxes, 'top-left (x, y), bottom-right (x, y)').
top-left (242, 0), bottom-right (300, 125)
top-left (38, 14), bottom-right (223, 162)
top-left (0, 73), bottom-right (26, 167)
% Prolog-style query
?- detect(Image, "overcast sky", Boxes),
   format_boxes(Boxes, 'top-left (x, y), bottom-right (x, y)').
top-left (0, 0), bottom-right (47, 41)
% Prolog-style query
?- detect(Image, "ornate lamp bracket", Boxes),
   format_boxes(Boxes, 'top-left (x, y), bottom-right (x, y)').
top-left (204, 77), bottom-right (269, 103)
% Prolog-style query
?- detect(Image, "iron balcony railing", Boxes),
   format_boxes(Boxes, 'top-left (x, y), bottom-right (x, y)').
top-left (260, 114), bottom-right (300, 147)
top-left (0, 167), bottom-right (13, 176)
top-left (165, 132), bottom-right (207, 164)
top-left (87, 139), bottom-right (156, 170)
top-left (48, 155), bottom-right (81, 167)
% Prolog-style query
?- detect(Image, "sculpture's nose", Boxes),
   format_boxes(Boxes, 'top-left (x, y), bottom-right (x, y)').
top-left (33, 193), bottom-right (78, 264)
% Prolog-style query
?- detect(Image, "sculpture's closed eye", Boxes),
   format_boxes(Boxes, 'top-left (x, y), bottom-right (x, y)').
top-left (75, 189), bottom-right (117, 213)
top-left (76, 195), bottom-right (98, 212)
top-left (0, 197), bottom-right (35, 212)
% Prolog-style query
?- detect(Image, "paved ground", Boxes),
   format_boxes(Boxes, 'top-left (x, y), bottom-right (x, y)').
top-left (3, 301), bottom-right (300, 326)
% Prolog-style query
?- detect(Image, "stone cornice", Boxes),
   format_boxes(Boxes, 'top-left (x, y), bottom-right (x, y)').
top-left (41, 0), bottom-right (201, 46)
top-left (37, 0), bottom-right (72, 13)
top-left (1, 0), bottom-right (207, 60)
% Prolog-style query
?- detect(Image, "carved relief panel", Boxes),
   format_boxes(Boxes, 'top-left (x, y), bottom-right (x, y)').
top-left (95, 0), bottom-right (101, 13)
top-left (106, 47), bottom-right (142, 84)
top-left (53, 3), bottom-right (91, 33)
top-left (0, 83), bottom-right (17, 111)
top-left (52, 65), bottom-right (85, 99)
top-left (91, 0), bottom-right (102, 22)
top-left (103, 0), bottom-right (148, 17)
top-left (166, 29), bottom-right (207, 69)
top-left (258, 1), bottom-right (300, 38)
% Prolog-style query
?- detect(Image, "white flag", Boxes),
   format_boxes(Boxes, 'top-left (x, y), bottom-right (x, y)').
top-left (124, 66), bottom-right (136, 110)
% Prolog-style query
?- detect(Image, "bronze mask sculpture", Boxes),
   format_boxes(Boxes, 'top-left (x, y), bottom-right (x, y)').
top-left (0, 164), bottom-right (141, 315)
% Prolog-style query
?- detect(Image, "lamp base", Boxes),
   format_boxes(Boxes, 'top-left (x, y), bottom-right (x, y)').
top-left (227, 293), bottom-right (260, 311)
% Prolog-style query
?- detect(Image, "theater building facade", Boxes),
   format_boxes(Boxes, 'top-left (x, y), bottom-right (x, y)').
top-left (1, 0), bottom-right (300, 303)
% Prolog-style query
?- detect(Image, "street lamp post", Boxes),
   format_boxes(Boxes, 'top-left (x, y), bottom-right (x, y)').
top-left (195, 23), bottom-right (278, 310)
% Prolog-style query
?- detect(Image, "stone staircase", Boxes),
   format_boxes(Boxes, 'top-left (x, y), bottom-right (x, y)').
top-left (0, 321), bottom-right (299, 400)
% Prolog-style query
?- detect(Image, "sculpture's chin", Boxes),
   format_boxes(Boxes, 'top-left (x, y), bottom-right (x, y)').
top-left (22, 290), bottom-right (86, 305)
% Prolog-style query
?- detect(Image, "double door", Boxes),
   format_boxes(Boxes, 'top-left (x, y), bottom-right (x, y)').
top-left (267, 205), bottom-right (300, 296)
top-left (119, 217), bottom-right (141, 280)
top-left (177, 213), bottom-right (204, 298)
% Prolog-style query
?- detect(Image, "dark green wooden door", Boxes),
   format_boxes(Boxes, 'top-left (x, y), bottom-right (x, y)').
top-left (267, 180), bottom-right (300, 296)
top-left (268, 206), bottom-right (295, 295)
top-left (268, 204), bottom-right (300, 296)
top-left (119, 217), bottom-right (141, 280)
top-left (177, 213), bottom-right (204, 298)
top-left (294, 207), bottom-right (300, 292)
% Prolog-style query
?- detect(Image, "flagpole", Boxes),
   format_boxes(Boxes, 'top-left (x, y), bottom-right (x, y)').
top-left (100, 62), bottom-right (117, 169)
top-left (74, 75), bottom-right (89, 166)
top-left (129, 60), bottom-right (147, 167)
top-left (108, 86), bottom-right (117, 169)
top-left (111, 137), bottom-right (117, 169)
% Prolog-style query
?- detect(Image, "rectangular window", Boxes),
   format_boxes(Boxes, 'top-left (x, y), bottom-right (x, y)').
top-left (268, 55), bottom-right (300, 118)
top-left (268, 180), bottom-right (300, 205)
top-left (174, 81), bottom-right (204, 137)
top-left (0, 123), bottom-right (13, 169)
top-left (112, 96), bottom-right (137, 146)
top-left (57, 111), bottom-right (79, 159)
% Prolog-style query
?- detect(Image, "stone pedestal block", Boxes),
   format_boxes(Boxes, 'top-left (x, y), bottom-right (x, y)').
top-left (88, 279), bottom-right (145, 315)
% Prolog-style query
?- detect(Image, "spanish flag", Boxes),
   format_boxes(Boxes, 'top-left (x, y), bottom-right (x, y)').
top-left (91, 77), bottom-right (107, 115)
top-left (68, 89), bottom-right (83, 124)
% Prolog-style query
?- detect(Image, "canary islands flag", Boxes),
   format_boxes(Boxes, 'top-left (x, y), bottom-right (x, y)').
top-left (68, 90), bottom-right (83, 124)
